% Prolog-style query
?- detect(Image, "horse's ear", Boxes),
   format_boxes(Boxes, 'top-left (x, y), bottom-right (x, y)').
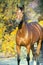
top-left (23, 5), bottom-right (24, 8)
top-left (17, 4), bottom-right (24, 9)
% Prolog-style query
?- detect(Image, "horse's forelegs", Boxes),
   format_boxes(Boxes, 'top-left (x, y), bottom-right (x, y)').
top-left (16, 45), bottom-right (21, 65)
top-left (17, 54), bottom-right (20, 65)
top-left (26, 54), bottom-right (30, 65)
top-left (26, 45), bottom-right (30, 65)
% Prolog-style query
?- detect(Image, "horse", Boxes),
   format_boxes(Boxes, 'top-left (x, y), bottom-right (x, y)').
top-left (16, 20), bottom-right (43, 65)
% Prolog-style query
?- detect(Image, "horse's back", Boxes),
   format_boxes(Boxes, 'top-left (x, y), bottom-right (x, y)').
top-left (27, 22), bottom-right (42, 33)
top-left (27, 22), bottom-right (43, 42)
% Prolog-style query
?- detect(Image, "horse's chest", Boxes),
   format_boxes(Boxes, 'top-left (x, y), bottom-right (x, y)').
top-left (18, 27), bottom-right (28, 36)
top-left (16, 29), bottom-right (29, 46)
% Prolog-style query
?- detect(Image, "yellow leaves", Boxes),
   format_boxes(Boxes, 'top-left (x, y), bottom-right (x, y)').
top-left (11, 30), bottom-right (16, 35)
top-left (1, 27), bottom-right (18, 57)
top-left (0, 13), bottom-right (4, 19)
top-left (3, 26), bottom-right (6, 31)
top-left (2, 40), bottom-right (14, 51)
top-left (18, 0), bottom-right (20, 3)
top-left (4, 34), bottom-right (10, 40)
top-left (0, 28), bottom-right (3, 39)
top-left (9, 41), bottom-right (14, 47)
top-left (0, 8), bottom-right (3, 12)
top-left (11, 27), bottom-right (18, 35)
top-left (0, 28), bottom-right (3, 33)
top-left (12, 14), bottom-right (16, 20)
top-left (3, 16), bottom-right (9, 21)
top-left (2, 39), bottom-right (16, 56)
top-left (38, 20), bottom-right (43, 27)
top-left (1, 31), bottom-right (17, 57)
top-left (2, 38), bottom-right (16, 56)
top-left (28, 20), bottom-right (32, 23)
top-left (2, 40), bottom-right (7, 52)
top-left (0, 25), bottom-right (6, 39)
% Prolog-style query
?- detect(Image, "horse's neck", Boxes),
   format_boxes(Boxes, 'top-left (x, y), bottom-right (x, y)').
top-left (18, 20), bottom-right (25, 29)
top-left (22, 22), bottom-right (26, 28)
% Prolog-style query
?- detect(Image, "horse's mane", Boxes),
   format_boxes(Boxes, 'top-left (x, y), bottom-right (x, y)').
top-left (18, 20), bottom-right (23, 29)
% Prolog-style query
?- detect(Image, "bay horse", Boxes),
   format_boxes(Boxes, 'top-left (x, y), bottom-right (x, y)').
top-left (16, 21), bottom-right (43, 65)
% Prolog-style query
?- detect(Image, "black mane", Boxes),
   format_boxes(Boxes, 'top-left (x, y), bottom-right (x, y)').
top-left (18, 20), bottom-right (23, 29)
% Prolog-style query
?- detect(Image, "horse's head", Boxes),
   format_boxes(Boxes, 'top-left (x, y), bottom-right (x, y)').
top-left (15, 4), bottom-right (24, 28)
